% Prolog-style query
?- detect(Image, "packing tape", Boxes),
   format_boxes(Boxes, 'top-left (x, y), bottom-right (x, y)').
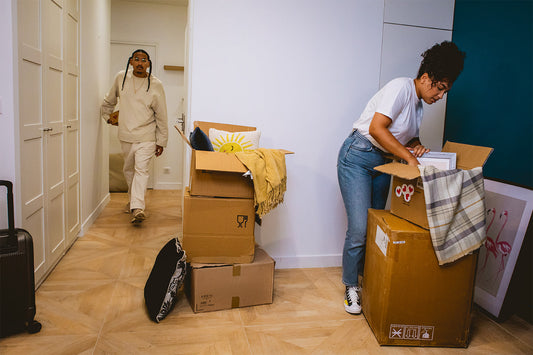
top-left (233, 265), bottom-right (241, 276)
top-left (232, 296), bottom-right (240, 308)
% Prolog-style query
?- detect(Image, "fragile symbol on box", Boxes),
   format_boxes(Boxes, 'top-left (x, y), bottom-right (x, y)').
top-left (389, 324), bottom-right (434, 341)
top-left (236, 215), bottom-right (248, 228)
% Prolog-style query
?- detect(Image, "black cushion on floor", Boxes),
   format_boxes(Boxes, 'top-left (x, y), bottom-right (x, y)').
top-left (189, 126), bottom-right (214, 151)
top-left (144, 238), bottom-right (187, 322)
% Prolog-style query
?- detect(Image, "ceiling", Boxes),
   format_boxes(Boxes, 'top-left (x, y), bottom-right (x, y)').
top-left (118, 0), bottom-right (188, 6)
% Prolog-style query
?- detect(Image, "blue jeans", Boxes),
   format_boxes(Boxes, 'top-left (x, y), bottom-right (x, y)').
top-left (337, 130), bottom-right (391, 287)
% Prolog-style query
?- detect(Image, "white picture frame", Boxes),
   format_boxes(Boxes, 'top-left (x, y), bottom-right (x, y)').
top-left (417, 151), bottom-right (457, 170)
top-left (474, 179), bottom-right (533, 318)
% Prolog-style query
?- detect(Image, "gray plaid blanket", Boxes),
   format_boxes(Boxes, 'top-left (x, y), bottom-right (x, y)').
top-left (418, 165), bottom-right (486, 265)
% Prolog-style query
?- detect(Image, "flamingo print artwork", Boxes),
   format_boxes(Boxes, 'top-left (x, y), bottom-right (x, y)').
top-left (494, 211), bottom-right (512, 279)
top-left (479, 208), bottom-right (512, 280)
top-left (479, 208), bottom-right (497, 272)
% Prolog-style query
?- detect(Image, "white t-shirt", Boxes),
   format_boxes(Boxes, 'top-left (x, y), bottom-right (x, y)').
top-left (101, 70), bottom-right (168, 147)
top-left (353, 77), bottom-right (423, 152)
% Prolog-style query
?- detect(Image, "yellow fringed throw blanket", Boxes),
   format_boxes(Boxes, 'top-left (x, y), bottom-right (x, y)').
top-left (235, 148), bottom-right (287, 218)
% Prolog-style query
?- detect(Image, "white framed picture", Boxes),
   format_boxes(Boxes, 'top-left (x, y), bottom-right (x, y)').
top-left (417, 151), bottom-right (457, 170)
top-left (474, 179), bottom-right (533, 318)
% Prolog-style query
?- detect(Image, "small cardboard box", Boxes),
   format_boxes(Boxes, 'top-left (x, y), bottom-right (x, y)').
top-left (374, 141), bottom-right (493, 229)
top-left (182, 189), bottom-right (255, 264)
top-left (362, 209), bottom-right (478, 347)
top-left (189, 121), bottom-right (256, 199)
top-left (186, 247), bottom-right (275, 313)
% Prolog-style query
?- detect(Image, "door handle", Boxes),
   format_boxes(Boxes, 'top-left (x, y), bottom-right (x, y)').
top-left (40, 127), bottom-right (53, 132)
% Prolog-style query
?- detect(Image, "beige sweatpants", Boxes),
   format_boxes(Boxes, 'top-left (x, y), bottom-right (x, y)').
top-left (121, 141), bottom-right (156, 211)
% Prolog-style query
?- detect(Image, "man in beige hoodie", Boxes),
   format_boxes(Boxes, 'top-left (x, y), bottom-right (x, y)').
top-left (101, 49), bottom-right (168, 224)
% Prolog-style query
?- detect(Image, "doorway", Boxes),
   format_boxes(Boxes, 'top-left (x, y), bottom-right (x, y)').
top-left (108, 0), bottom-right (188, 192)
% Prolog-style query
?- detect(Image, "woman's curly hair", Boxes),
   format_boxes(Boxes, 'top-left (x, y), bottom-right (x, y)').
top-left (416, 41), bottom-right (466, 84)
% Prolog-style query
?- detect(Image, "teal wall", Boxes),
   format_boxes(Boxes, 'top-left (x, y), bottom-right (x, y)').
top-left (446, 0), bottom-right (533, 188)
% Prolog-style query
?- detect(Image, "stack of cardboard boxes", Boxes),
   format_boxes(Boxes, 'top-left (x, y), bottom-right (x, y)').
top-left (363, 141), bottom-right (493, 347)
top-left (182, 121), bottom-right (277, 313)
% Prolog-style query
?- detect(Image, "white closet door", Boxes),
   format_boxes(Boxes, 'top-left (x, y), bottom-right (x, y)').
top-left (65, 0), bottom-right (80, 246)
top-left (18, 0), bottom-right (47, 283)
top-left (43, 0), bottom-right (66, 267)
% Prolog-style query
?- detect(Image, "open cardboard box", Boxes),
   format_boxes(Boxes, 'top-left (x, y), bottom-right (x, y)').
top-left (186, 246), bottom-right (275, 313)
top-left (374, 141), bottom-right (493, 229)
top-left (362, 209), bottom-right (478, 347)
top-left (177, 121), bottom-right (293, 198)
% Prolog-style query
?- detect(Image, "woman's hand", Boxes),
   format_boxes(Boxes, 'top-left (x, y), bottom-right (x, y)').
top-left (407, 144), bottom-right (430, 158)
top-left (370, 113), bottom-right (424, 165)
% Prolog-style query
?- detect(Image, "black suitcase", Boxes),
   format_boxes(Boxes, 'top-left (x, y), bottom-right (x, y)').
top-left (0, 180), bottom-right (41, 337)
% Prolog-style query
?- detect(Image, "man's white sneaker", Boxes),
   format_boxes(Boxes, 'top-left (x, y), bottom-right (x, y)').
top-left (131, 209), bottom-right (146, 224)
top-left (344, 286), bottom-right (361, 314)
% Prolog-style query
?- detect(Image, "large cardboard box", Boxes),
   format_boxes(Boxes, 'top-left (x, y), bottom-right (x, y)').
top-left (362, 209), bottom-right (478, 347)
top-left (186, 247), bottom-right (275, 313)
top-left (183, 190), bottom-right (255, 264)
top-left (189, 121), bottom-right (256, 199)
top-left (375, 141), bottom-right (493, 229)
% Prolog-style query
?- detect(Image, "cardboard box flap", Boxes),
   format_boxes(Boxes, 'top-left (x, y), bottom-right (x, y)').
top-left (374, 161), bottom-right (420, 180)
top-left (442, 141), bottom-right (493, 170)
top-left (373, 209), bottom-right (427, 233)
top-left (194, 149), bottom-right (294, 174)
top-left (190, 247), bottom-right (271, 269)
top-left (194, 150), bottom-right (248, 173)
top-left (194, 121), bottom-right (256, 133)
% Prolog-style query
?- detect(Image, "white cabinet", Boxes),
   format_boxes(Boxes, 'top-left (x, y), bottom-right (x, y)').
top-left (384, 0), bottom-right (455, 30)
top-left (380, 0), bottom-right (456, 151)
top-left (17, 0), bottom-right (80, 286)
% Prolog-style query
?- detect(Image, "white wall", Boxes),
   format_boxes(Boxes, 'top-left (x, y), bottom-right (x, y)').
top-left (188, 0), bottom-right (385, 268)
top-left (80, 0), bottom-right (113, 233)
top-left (0, 0), bottom-right (16, 229)
top-left (110, 0), bottom-right (187, 190)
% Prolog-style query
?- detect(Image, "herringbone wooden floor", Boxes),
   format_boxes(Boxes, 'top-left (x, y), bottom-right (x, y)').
top-left (1, 190), bottom-right (532, 354)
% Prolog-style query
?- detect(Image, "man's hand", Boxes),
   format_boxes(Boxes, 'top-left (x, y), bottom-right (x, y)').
top-left (107, 111), bottom-right (119, 126)
top-left (155, 145), bottom-right (164, 157)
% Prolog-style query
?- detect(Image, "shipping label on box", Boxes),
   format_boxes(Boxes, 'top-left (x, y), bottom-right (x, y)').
top-left (186, 247), bottom-right (275, 313)
top-left (362, 209), bottom-right (477, 347)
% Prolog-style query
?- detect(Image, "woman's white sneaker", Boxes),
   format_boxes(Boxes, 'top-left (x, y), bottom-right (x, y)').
top-left (344, 286), bottom-right (361, 314)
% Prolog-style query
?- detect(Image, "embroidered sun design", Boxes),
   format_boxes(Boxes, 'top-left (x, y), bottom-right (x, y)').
top-left (212, 132), bottom-right (254, 152)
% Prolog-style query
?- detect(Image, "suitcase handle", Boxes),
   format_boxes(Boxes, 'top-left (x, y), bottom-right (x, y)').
top-left (0, 180), bottom-right (17, 252)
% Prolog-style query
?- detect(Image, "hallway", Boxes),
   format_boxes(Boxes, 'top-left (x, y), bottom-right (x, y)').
top-left (1, 191), bottom-right (532, 354)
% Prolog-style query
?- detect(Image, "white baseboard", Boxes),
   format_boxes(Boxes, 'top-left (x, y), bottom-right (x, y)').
top-left (79, 193), bottom-right (110, 237)
top-left (153, 182), bottom-right (182, 190)
top-left (272, 254), bottom-right (342, 269)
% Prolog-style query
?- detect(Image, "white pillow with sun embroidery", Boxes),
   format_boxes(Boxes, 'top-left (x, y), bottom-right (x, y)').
top-left (209, 128), bottom-right (261, 153)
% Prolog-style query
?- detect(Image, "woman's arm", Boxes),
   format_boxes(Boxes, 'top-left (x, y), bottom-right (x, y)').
top-left (369, 112), bottom-right (420, 166)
